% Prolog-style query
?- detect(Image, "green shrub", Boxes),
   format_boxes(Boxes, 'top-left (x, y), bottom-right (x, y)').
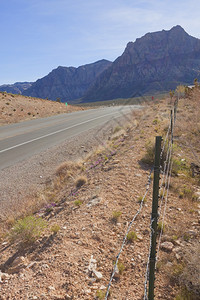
top-left (51, 224), bottom-right (60, 234)
top-left (111, 211), bottom-right (122, 223)
top-left (157, 221), bottom-right (165, 233)
top-left (137, 195), bottom-right (146, 203)
top-left (96, 290), bottom-right (106, 299)
top-left (141, 141), bottom-right (155, 165)
top-left (9, 216), bottom-right (47, 245)
top-left (127, 231), bottom-right (137, 242)
top-left (117, 261), bottom-right (125, 274)
top-left (74, 200), bottom-right (82, 207)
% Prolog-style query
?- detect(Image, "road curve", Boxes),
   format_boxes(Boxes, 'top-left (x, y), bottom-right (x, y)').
top-left (0, 105), bottom-right (140, 170)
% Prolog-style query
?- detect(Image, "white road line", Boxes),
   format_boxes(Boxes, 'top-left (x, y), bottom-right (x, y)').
top-left (0, 111), bottom-right (121, 154)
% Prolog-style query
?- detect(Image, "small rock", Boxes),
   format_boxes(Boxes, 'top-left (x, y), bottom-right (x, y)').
top-left (88, 255), bottom-right (97, 272)
top-left (93, 269), bottom-right (103, 280)
top-left (161, 242), bottom-right (174, 252)
top-left (175, 253), bottom-right (181, 260)
top-left (100, 285), bottom-right (107, 290)
top-left (48, 286), bottom-right (55, 291)
top-left (137, 234), bottom-right (143, 241)
top-left (87, 196), bottom-right (102, 207)
top-left (135, 173), bottom-right (142, 177)
top-left (0, 271), bottom-right (10, 282)
top-left (2, 242), bottom-right (8, 246)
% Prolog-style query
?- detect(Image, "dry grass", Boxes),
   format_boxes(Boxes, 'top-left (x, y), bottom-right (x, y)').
top-left (55, 160), bottom-right (82, 177)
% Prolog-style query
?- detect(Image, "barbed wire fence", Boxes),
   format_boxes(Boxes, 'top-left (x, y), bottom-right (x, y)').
top-left (144, 95), bottom-right (178, 299)
top-left (104, 95), bottom-right (179, 300)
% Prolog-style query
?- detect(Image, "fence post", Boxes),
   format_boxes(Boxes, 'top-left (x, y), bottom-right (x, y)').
top-left (148, 136), bottom-right (162, 300)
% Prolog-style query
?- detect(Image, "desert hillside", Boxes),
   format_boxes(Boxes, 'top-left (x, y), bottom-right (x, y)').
top-left (0, 92), bottom-right (84, 126)
top-left (0, 88), bottom-right (199, 299)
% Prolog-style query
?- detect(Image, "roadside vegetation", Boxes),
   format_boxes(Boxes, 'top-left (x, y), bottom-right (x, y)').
top-left (0, 85), bottom-right (199, 299)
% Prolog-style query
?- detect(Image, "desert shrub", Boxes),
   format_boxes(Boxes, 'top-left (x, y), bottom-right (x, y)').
top-left (127, 231), bottom-right (137, 242)
top-left (51, 224), bottom-right (60, 234)
top-left (172, 242), bottom-right (200, 299)
top-left (75, 176), bottom-right (87, 188)
top-left (157, 221), bottom-right (165, 233)
top-left (111, 211), bottom-right (122, 223)
top-left (137, 195), bottom-right (146, 203)
top-left (141, 140), bottom-right (155, 165)
top-left (74, 200), bottom-right (82, 207)
top-left (172, 159), bottom-right (189, 176)
top-left (96, 289), bottom-right (110, 299)
top-left (117, 261), bottom-right (125, 274)
top-left (56, 161), bottom-right (82, 177)
top-left (9, 216), bottom-right (47, 245)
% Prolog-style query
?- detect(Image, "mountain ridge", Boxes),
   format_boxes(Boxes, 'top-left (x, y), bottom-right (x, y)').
top-left (81, 25), bottom-right (200, 102)
top-left (1, 25), bottom-right (200, 103)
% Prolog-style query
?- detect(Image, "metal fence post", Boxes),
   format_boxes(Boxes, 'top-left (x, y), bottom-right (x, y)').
top-left (148, 136), bottom-right (162, 300)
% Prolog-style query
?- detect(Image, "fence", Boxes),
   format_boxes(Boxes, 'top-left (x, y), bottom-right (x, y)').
top-left (105, 96), bottom-right (179, 300)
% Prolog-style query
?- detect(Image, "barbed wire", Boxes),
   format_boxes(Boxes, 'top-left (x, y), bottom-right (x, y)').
top-left (158, 140), bottom-right (173, 218)
top-left (160, 123), bottom-right (171, 160)
top-left (105, 168), bottom-right (153, 300)
top-left (156, 157), bottom-right (173, 264)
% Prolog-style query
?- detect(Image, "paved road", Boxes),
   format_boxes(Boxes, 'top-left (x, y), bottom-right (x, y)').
top-left (0, 105), bottom-right (139, 170)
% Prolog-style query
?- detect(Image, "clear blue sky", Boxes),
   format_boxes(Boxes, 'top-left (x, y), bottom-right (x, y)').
top-left (1, 0), bottom-right (200, 85)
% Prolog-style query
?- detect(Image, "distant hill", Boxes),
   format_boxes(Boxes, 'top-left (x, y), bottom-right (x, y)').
top-left (81, 25), bottom-right (200, 102)
top-left (22, 60), bottom-right (112, 102)
top-left (0, 82), bottom-right (32, 94)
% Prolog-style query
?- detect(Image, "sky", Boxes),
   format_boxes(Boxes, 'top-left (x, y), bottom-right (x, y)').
top-left (0, 0), bottom-right (200, 85)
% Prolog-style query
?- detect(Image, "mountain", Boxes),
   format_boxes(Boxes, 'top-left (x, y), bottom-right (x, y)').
top-left (81, 25), bottom-right (200, 102)
top-left (0, 82), bottom-right (32, 94)
top-left (23, 60), bottom-right (112, 102)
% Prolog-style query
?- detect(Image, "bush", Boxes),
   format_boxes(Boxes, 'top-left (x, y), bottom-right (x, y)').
top-left (141, 140), bottom-right (155, 165)
top-left (51, 224), bottom-right (60, 234)
top-left (9, 216), bottom-right (47, 245)
top-left (74, 200), bottom-right (82, 207)
top-left (75, 176), bottom-right (87, 188)
top-left (96, 290), bottom-right (106, 299)
top-left (117, 261), bottom-right (125, 274)
top-left (127, 231), bottom-right (137, 242)
top-left (157, 221), bottom-right (165, 233)
top-left (111, 211), bottom-right (122, 223)
top-left (137, 195), bottom-right (146, 203)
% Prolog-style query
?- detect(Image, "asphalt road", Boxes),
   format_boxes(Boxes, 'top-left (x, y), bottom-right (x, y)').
top-left (0, 105), bottom-right (139, 170)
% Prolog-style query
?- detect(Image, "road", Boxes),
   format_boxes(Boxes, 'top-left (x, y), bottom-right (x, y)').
top-left (0, 105), bottom-right (139, 170)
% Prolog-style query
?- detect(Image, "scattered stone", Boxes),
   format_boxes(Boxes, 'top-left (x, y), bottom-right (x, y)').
top-left (175, 253), bottom-right (181, 260)
top-left (48, 286), bottom-right (55, 291)
top-left (0, 271), bottom-right (10, 282)
top-left (100, 285), bottom-right (107, 290)
top-left (161, 242), bottom-right (174, 252)
top-left (137, 234), bottom-right (143, 241)
top-left (2, 242), bottom-right (8, 246)
top-left (87, 196), bottom-right (102, 207)
top-left (93, 269), bottom-right (103, 280)
top-left (88, 255), bottom-right (97, 273)
top-left (135, 173), bottom-right (142, 177)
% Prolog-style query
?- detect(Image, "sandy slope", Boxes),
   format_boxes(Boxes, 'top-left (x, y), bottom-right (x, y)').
top-left (0, 92), bottom-right (84, 126)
